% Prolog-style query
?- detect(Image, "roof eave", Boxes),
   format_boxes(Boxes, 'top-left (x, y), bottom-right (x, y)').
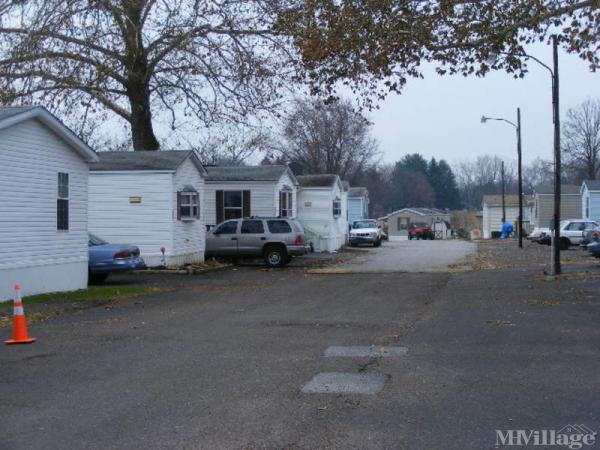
top-left (0, 107), bottom-right (98, 163)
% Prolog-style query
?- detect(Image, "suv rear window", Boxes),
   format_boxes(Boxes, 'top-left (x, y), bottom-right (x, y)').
top-left (241, 220), bottom-right (265, 234)
top-left (267, 220), bottom-right (292, 234)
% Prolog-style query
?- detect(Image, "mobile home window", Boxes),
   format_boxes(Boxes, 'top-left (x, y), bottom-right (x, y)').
top-left (333, 198), bottom-right (341, 218)
top-left (279, 190), bottom-right (293, 217)
top-left (224, 191), bottom-right (243, 220)
top-left (179, 192), bottom-right (200, 220)
top-left (57, 172), bottom-right (69, 230)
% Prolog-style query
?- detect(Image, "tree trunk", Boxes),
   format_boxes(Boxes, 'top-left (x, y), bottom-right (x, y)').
top-left (128, 85), bottom-right (160, 151)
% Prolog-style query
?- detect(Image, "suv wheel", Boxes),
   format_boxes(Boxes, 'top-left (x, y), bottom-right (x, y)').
top-left (373, 239), bottom-right (381, 247)
top-left (264, 245), bottom-right (287, 268)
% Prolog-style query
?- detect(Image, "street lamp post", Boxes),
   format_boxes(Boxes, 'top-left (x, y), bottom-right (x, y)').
top-left (486, 38), bottom-right (561, 272)
top-left (481, 111), bottom-right (523, 248)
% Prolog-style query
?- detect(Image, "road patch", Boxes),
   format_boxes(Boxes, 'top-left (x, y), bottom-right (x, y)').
top-left (323, 345), bottom-right (407, 358)
top-left (301, 372), bottom-right (386, 394)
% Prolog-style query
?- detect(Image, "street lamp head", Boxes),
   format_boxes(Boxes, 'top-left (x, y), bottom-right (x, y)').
top-left (486, 52), bottom-right (499, 66)
top-left (481, 115), bottom-right (489, 124)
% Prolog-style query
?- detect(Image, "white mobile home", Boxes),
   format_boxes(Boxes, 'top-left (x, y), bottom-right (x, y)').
top-left (347, 187), bottom-right (369, 224)
top-left (203, 165), bottom-right (298, 226)
top-left (581, 180), bottom-right (600, 222)
top-left (0, 106), bottom-right (98, 301)
top-left (296, 174), bottom-right (347, 252)
top-left (89, 151), bottom-right (207, 267)
top-left (482, 195), bottom-right (519, 239)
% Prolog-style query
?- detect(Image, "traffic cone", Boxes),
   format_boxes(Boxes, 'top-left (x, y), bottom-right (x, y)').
top-left (4, 285), bottom-right (36, 345)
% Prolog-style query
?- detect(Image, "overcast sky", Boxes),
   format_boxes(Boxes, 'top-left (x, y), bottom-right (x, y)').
top-left (363, 42), bottom-right (600, 168)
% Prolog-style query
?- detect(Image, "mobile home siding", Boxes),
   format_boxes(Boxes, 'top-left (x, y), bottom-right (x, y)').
top-left (89, 172), bottom-right (173, 266)
top-left (204, 182), bottom-right (279, 226)
top-left (0, 119), bottom-right (89, 300)
top-left (172, 158), bottom-right (205, 265)
top-left (274, 172), bottom-right (297, 218)
top-left (347, 198), bottom-right (365, 224)
top-left (534, 194), bottom-right (582, 228)
top-left (582, 185), bottom-right (600, 222)
top-left (483, 205), bottom-right (519, 239)
top-left (297, 182), bottom-right (345, 252)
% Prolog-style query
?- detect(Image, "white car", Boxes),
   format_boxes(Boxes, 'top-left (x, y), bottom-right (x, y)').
top-left (559, 219), bottom-right (599, 247)
top-left (528, 227), bottom-right (550, 240)
top-left (349, 219), bottom-right (383, 247)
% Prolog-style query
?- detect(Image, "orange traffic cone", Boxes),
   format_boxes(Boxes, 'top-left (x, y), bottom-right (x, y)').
top-left (4, 285), bottom-right (36, 345)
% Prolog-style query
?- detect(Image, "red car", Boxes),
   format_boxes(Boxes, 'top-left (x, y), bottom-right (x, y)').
top-left (408, 223), bottom-right (435, 240)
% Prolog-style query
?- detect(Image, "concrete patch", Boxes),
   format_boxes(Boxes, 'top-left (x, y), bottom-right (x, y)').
top-left (301, 372), bottom-right (386, 395)
top-left (323, 345), bottom-right (407, 358)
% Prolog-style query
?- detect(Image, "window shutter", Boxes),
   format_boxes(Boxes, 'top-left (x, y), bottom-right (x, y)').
top-left (289, 192), bottom-right (293, 216)
top-left (176, 192), bottom-right (182, 220)
top-left (242, 190), bottom-right (251, 217)
top-left (216, 190), bottom-right (224, 224)
top-left (195, 194), bottom-right (200, 219)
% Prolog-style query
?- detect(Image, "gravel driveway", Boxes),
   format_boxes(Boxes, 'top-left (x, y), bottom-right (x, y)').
top-left (328, 239), bottom-right (476, 272)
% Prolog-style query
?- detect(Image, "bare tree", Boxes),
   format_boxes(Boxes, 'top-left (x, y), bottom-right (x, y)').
top-left (0, 1), bottom-right (294, 150)
top-left (454, 155), bottom-right (516, 210)
top-left (277, 98), bottom-right (380, 178)
top-left (563, 99), bottom-right (600, 181)
top-left (193, 123), bottom-right (274, 165)
top-left (523, 157), bottom-right (554, 192)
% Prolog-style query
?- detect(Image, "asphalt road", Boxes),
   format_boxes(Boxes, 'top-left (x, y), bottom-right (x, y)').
top-left (1, 241), bottom-right (600, 450)
top-left (335, 239), bottom-right (476, 272)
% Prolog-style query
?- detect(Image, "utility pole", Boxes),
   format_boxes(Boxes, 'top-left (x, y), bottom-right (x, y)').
top-left (517, 108), bottom-right (523, 249)
top-left (501, 161), bottom-right (506, 221)
top-left (551, 35), bottom-right (561, 275)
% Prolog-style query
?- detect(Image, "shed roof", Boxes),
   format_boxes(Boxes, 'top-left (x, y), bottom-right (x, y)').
top-left (535, 184), bottom-right (581, 195)
top-left (205, 165), bottom-right (295, 183)
top-left (582, 180), bottom-right (600, 191)
top-left (348, 187), bottom-right (368, 198)
top-left (297, 174), bottom-right (339, 187)
top-left (92, 150), bottom-right (205, 174)
top-left (0, 106), bottom-right (97, 162)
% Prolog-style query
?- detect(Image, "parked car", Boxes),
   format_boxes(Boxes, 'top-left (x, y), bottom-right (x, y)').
top-left (528, 227), bottom-right (551, 241)
top-left (88, 234), bottom-right (145, 283)
top-left (408, 222), bottom-right (434, 240)
top-left (581, 226), bottom-right (600, 248)
top-left (205, 217), bottom-right (308, 267)
top-left (349, 219), bottom-right (383, 247)
top-left (587, 238), bottom-right (600, 258)
top-left (532, 219), bottom-right (599, 249)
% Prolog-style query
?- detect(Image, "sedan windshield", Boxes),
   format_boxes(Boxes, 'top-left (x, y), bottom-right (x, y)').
top-left (89, 233), bottom-right (108, 246)
top-left (353, 220), bottom-right (377, 229)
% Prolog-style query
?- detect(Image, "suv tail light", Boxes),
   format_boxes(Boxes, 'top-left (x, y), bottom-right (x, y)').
top-left (294, 234), bottom-right (303, 246)
top-left (114, 251), bottom-right (132, 259)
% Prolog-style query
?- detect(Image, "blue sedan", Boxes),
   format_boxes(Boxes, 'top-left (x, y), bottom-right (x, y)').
top-left (88, 234), bottom-right (146, 283)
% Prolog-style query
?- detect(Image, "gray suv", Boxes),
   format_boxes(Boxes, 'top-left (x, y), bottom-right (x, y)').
top-left (205, 217), bottom-right (308, 267)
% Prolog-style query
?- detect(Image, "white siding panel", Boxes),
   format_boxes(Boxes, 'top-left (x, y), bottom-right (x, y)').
top-left (297, 186), bottom-right (344, 252)
top-left (172, 158), bottom-right (205, 264)
top-left (483, 205), bottom-right (519, 238)
top-left (590, 192), bottom-right (600, 222)
top-left (274, 172), bottom-right (298, 218)
top-left (203, 181), bottom-right (277, 226)
top-left (0, 118), bottom-right (89, 300)
top-left (89, 172), bottom-right (173, 266)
